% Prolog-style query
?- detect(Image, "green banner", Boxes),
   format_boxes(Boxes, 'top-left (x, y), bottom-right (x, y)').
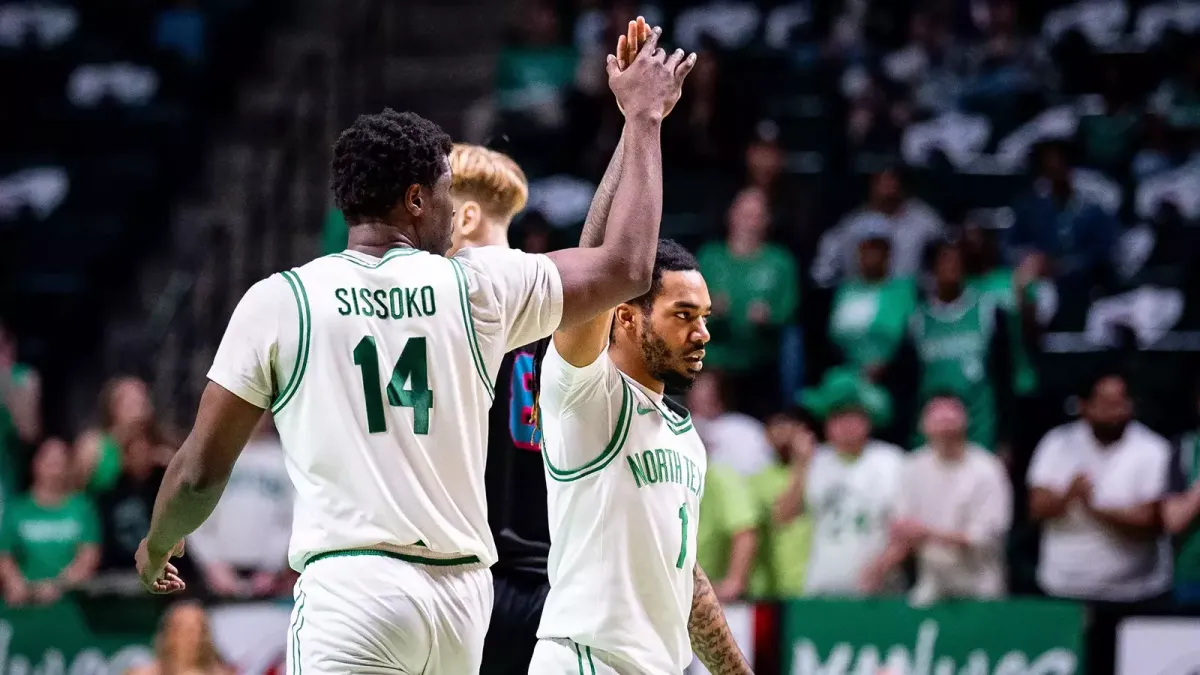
top-left (781, 598), bottom-right (1084, 675)
top-left (0, 596), bottom-right (158, 674)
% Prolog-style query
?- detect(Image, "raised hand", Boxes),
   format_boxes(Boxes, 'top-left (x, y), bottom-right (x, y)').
top-left (606, 25), bottom-right (697, 122)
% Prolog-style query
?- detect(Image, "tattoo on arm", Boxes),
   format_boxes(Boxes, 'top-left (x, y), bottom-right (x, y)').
top-left (689, 565), bottom-right (753, 675)
top-left (578, 133), bottom-right (626, 248)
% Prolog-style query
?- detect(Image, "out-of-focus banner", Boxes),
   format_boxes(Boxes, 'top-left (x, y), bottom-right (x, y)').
top-left (780, 598), bottom-right (1083, 675)
top-left (1117, 616), bottom-right (1200, 675)
top-left (0, 598), bottom-right (155, 674)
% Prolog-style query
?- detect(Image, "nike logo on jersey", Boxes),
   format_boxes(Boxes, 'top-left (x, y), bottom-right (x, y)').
top-left (636, 404), bottom-right (656, 416)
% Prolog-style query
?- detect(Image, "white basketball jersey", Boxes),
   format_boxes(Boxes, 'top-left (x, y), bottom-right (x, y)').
top-left (207, 246), bottom-right (563, 571)
top-left (536, 340), bottom-right (707, 674)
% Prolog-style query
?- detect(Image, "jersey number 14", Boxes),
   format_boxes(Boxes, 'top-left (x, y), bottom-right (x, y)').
top-left (352, 336), bottom-right (433, 435)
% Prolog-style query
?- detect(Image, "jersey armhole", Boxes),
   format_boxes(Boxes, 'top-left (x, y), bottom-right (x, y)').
top-left (270, 270), bottom-right (313, 415)
top-left (544, 380), bottom-right (633, 483)
top-left (449, 258), bottom-right (495, 400)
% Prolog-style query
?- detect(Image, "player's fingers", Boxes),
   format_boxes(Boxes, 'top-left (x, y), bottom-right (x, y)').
top-left (665, 48), bottom-right (685, 70)
top-left (675, 52), bottom-right (699, 80)
top-left (605, 54), bottom-right (621, 79)
top-left (164, 562), bottom-right (179, 576)
top-left (616, 35), bottom-right (628, 69)
top-left (635, 16), bottom-right (648, 52)
top-left (635, 26), bottom-right (662, 61)
top-left (626, 20), bottom-right (637, 64)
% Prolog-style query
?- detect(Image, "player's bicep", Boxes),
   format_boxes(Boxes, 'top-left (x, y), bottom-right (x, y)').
top-left (455, 247), bottom-right (564, 350)
top-left (552, 309), bottom-right (615, 369)
top-left (547, 247), bottom-right (645, 330)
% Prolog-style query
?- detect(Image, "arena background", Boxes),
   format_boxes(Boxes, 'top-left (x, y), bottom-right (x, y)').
top-left (2, 0), bottom-right (1200, 673)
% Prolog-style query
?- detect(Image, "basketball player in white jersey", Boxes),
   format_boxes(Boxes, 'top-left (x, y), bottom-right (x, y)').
top-left (135, 28), bottom-right (696, 675)
top-left (532, 240), bottom-right (752, 675)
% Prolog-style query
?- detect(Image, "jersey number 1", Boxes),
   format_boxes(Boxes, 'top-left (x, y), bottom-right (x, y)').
top-left (352, 336), bottom-right (433, 435)
top-left (676, 503), bottom-right (689, 569)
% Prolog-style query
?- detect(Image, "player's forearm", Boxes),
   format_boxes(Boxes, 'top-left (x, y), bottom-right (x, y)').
top-left (594, 116), bottom-right (662, 294)
top-left (689, 565), bottom-right (753, 675)
top-left (578, 132), bottom-right (625, 249)
top-left (145, 439), bottom-right (232, 555)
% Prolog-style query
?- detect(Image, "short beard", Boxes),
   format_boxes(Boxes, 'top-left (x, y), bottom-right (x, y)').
top-left (639, 317), bottom-right (697, 394)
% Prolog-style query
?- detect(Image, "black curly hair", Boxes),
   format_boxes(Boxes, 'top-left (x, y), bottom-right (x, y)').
top-left (330, 108), bottom-right (453, 224)
top-left (630, 238), bottom-right (700, 309)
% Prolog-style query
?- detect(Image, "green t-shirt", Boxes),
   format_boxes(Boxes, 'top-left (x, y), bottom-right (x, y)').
top-left (1175, 432), bottom-right (1200, 584)
top-left (968, 270), bottom-right (1043, 396)
top-left (0, 364), bottom-right (34, 501)
top-left (85, 434), bottom-right (123, 495)
top-left (0, 494), bottom-right (100, 581)
top-left (696, 464), bottom-right (757, 582)
top-left (321, 207), bottom-right (348, 256)
top-left (911, 289), bottom-right (998, 450)
top-left (746, 465), bottom-right (811, 599)
top-left (698, 242), bottom-right (799, 372)
top-left (829, 277), bottom-right (917, 370)
top-left (495, 46), bottom-right (579, 111)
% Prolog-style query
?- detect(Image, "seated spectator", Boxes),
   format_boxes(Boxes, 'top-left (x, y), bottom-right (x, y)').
top-left (687, 371), bottom-right (774, 477)
top-left (1078, 64), bottom-right (1143, 177)
top-left (1149, 43), bottom-right (1200, 133)
top-left (774, 369), bottom-right (905, 597)
top-left (827, 221), bottom-right (917, 381)
top-left (811, 165), bottom-right (945, 288)
top-left (697, 449), bottom-right (758, 603)
top-left (76, 376), bottom-right (173, 494)
top-left (1164, 386), bottom-right (1200, 605)
top-left (126, 601), bottom-right (234, 675)
top-left (1006, 140), bottom-right (1119, 293)
top-left (863, 397), bottom-right (1011, 602)
top-left (699, 187), bottom-right (798, 414)
top-left (1028, 371), bottom-right (1172, 604)
top-left (0, 319), bottom-right (41, 504)
top-left (904, 239), bottom-right (1014, 452)
top-left (746, 410), bottom-right (813, 599)
top-left (0, 438), bottom-right (100, 606)
top-left (95, 420), bottom-right (167, 573)
top-left (188, 417), bottom-right (293, 599)
top-left (495, 0), bottom-right (578, 121)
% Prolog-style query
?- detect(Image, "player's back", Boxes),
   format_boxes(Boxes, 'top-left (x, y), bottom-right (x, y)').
top-left (209, 246), bottom-right (563, 572)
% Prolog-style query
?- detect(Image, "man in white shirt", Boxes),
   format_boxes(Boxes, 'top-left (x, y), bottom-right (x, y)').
top-left (863, 396), bottom-right (1011, 602)
top-left (1028, 372), bottom-right (1172, 603)
top-left (773, 368), bottom-right (905, 596)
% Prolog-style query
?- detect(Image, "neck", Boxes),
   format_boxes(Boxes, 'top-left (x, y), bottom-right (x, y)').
top-left (936, 284), bottom-right (962, 303)
top-left (933, 440), bottom-right (966, 460)
top-left (347, 221), bottom-right (420, 257)
top-left (834, 440), bottom-right (866, 457)
top-left (609, 344), bottom-right (665, 395)
top-left (32, 485), bottom-right (66, 506)
top-left (465, 226), bottom-right (510, 250)
top-left (728, 238), bottom-right (761, 257)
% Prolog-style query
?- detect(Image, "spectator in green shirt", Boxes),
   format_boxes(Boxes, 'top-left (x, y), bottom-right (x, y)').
top-left (699, 187), bottom-right (799, 414)
top-left (1165, 389), bottom-right (1200, 605)
top-left (0, 438), bottom-right (100, 605)
top-left (747, 410), bottom-right (813, 599)
top-left (321, 203), bottom-right (348, 255)
top-left (696, 461), bottom-right (758, 603)
top-left (0, 320), bottom-right (41, 504)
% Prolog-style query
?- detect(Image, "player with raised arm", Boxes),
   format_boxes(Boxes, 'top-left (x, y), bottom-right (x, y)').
top-left (134, 27), bottom-right (690, 675)
top-left (465, 19), bottom-right (680, 675)
top-left (531, 238), bottom-right (753, 674)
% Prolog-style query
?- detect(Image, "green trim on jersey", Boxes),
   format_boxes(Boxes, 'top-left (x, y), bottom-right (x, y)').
top-left (289, 578), bottom-right (306, 675)
top-left (626, 377), bottom-right (693, 435)
top-left (302, 547), bottom-right (482, 569)
top-left (574, 642), bottom-right (597, 675)
top-left (327, 247), bottom-right (420, 269)
top-left (545, 382), bottom-right (633, 482)
top-left (272, 270), bottom-right (313, 415)
top-left (448, 258), bottom-right (495, 400)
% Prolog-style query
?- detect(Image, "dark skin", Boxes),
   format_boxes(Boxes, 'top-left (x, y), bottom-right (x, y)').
top-left (137, 23), bottom-right (696, 594)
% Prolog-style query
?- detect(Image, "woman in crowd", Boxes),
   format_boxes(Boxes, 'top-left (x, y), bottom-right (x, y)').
top-left (74, 376), bottom-right (172, 493)
top-left (127, 600), bottom-right (234, 675)
top-left (0, 438), bottom-right (100, 605)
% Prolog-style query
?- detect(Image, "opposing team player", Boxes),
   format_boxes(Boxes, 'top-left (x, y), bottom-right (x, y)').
top-left (532, 240), bottom-right (752, 674)
top-left (134, 28), bottom-right (691, 675)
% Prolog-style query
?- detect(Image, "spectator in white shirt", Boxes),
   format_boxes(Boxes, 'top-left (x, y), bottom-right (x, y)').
top-left (188, 417), bottom-right (293, 599)
top-left (687, 371), bottom-right (774, 477)
top-left (863, 396), bottom-right (1012, 602)
top-left (774, 368), bottom-right (905, 596)
top-left (1028, 371), bottom-right (1172, 604)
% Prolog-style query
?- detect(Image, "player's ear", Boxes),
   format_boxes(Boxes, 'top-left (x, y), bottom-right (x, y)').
top-left (614, 304), bottom-right (637, 334)
top-left (457, 200), bottom-right (484, 239)
top-left (404, 183), bottom-right (423, 216)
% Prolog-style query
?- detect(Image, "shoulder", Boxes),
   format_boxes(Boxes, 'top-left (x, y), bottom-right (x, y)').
top-left (1127, 422), bottom-right (1171, 458)
top-left (968, 446), bottom-right (1008, 475)
top-left (1038, 422), bottom-right (1079, 450)
top-left (453, 245), bottom-right (543, 274)
top-left (865, 441), bottom-right (906, 464)
top-left (239, 273), bottom-right (295, 310)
